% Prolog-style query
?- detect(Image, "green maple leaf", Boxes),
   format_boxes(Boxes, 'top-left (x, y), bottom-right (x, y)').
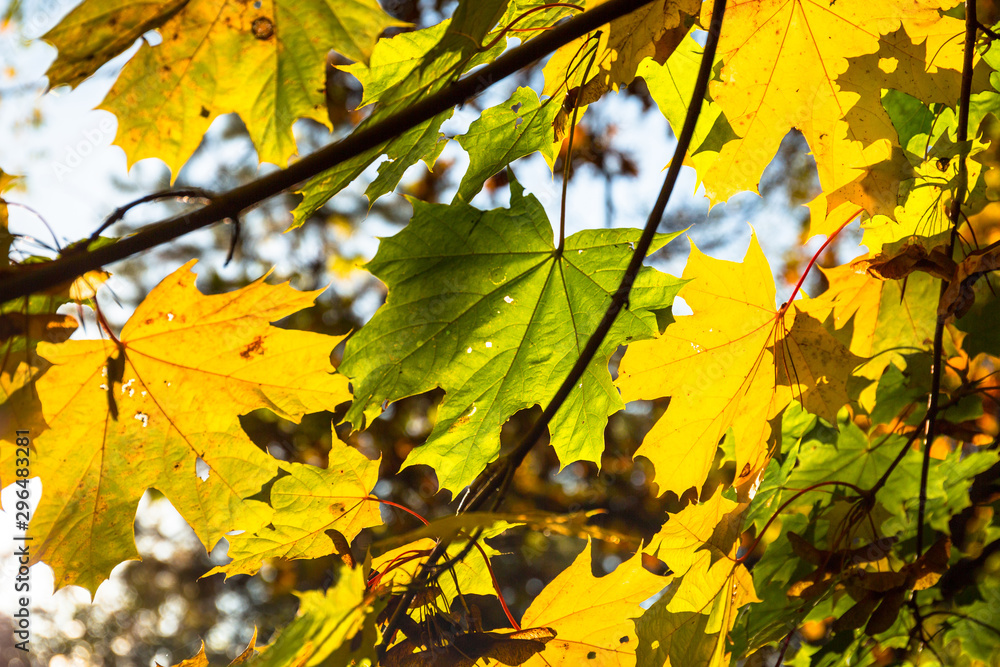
top-left (454, 86), bottom-right (562, 203)
top-left (43, 0), bottom-right (405, 176)
top-left (340, 177), bottom-right (683, 492)
top-left (292, 2), bottom-right (512, 225)
top-left (787, 418), bottom-right (925, 521)
top-left (207, 430), bottom-right (382, 579)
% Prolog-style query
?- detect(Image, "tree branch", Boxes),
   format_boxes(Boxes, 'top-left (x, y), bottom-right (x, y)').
top-left (916, 0), bottom-right (977, 557)
top-left (0, 0), bottom-right (657, 304)
top-left (374, 0), bottom-right (729, 658)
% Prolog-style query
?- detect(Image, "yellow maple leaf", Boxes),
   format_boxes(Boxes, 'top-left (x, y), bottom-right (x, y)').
top-left (30, 261), bottom-right (351, 592)
top-left (637, 488), bottom-right (758, 667)
top-left (520, 539), bottom-right (670, 666)
top-left (797, 261), bottom-right (938, 384)
top-left (810, 13), bottom-right (983, 234)
top-left (635, 551), bottom-right (757, 667)
top-left (618, 233), bottom-right (860, 499)
top-left (542, 0), bottom-right (700, 105)
top-left (617, 234), bottom-right (784, 498)
top-left (700, 0), bottom-right (948, 211)
top-left (646, 486), bottom-right (745, 576)
top-left (44, 0), bottom-right (404, 177)
top-left (162, 630), bottom-right (257, 666)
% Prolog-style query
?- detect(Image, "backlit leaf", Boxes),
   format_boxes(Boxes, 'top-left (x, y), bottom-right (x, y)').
top-left (207, 429), bottom-right (382, 579)
top-left (700, 0), bottom-right (949, 210)
top-left (520, 539), bottom-right (670, 666)
top-left (253, 567), bottom-right (380, 667)
top-left (30, 261), bottom-right (351, 591)
top-left (44, 0), bottom-right (405, 176)
top-left (617, 233), bottom-right (784, 498)
top-left (341, 178), bottom-right (684, 492)
top-left (454, 87), bottom-right (562, 202)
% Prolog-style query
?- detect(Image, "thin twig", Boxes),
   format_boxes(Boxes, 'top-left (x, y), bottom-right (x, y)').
top-left (557, 35), bottom-right (601, 253)
top-left (917, 0), bottom-right (977, 558)
top-left (86, 188), bottom-right (216, 244)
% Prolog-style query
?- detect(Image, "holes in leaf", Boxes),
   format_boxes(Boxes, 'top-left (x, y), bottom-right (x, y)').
top-left (252, 17), bottom-right (274, 40)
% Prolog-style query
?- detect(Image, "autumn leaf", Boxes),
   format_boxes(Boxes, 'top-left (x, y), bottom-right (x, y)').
top-left (635, 553), bottom-right (758, 667)
top-left (543, 0), bottom-right (700, 105)
top-left (292, 4), bottom-right (515, 225)
top-left (0, 268), bottom-right (108, 491)
top-left (44, 0), bottom-right (404, 176)
top-left (797, 261), bottom-right (938, 386)
top-left (0, 296), bottom-right (77, 445)
top-left (341, 178), bottom-right (684, 492)
top-left (646, 486), bottom-right (745, 574)
top-left (252, 567), bottom-right (380, 667)
top-left (519, 539), bottom-right (670, 666)
top-left (29, 261), bottom-right (351, 591)
top-left (163, 630), bottom-right (257, 666)
top-left (639, 32), bottom-right (738, 189)
top-left (637, 487), bottom-right (757, 666)
top-left (941, 241), bottom-right (1000, 318)
top-left (774, 307), bottom-right (864, 425)
top-left (700, 0), bottom-right (949, 211)
top-left (207, 428), bottom-right (382, 579)
top-left (617, 233), bottom-right (785, 498)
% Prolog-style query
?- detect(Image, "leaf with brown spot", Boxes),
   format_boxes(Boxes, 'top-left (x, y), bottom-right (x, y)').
top-left (30, 261), bottom-right (351, 591)
top-left (518, 539), bottom-right (670, 666)
top-left (43, 0), bottom-right (405, 176)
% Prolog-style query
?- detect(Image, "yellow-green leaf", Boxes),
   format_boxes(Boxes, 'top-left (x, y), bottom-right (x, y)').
top-left (30, 261), bottom-right (351, 591)
top-left (44, 0), bottom-right (405, 176)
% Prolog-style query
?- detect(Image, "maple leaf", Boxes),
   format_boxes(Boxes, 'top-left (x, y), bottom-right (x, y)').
top-left (43, 0), bottom-right (404, 176)
top-left (29, 261), bottom-right (351, 591)
top-left (619, 232), bottom-right (860, 498)
top-left (207, 428), bottom-right (382, 579)
top-left (164, 631), bottom-right (257, 666)
top-left (775, 308), bottom-right (864, 425)
top-left (519, 539), bottom-right (670, 666)
top-left (0, 296), bottom-right (77, 443)
top-left (292, 4), bottom-right (517, 225)
top-left (811, 15), bottom-right (995, 231)
top-left (699, 0), bottom-right (949, 212)
top-left (646, 486), bottom-right (745, 574)
top-left (0, 270), bottom-right (108, 493)
top-left (635, 553), bottom-right (758, 667)
top-left (542, 0), bottom-right (700, 106)
top-left (637, 488), bottom-right (757, 666)
top-left (253, 566), bottom-right (380, 667)
top-left (340, 178), bottom-right (684, 492)
top-left (454, 87), bottom-right (562, 202)
top-left (638, 33), bottom-right (738, 191)
top-left (797, 261), bottom-right (938, 386)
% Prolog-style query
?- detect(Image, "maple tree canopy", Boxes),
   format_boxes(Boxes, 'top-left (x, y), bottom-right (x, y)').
top-left (1, 0), bottom-right (1000, 665)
